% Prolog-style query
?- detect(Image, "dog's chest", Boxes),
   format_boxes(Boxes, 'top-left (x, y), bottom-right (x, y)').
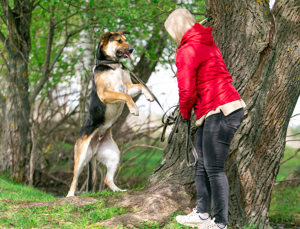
top-left (108, 68), bottom-right (130, 93)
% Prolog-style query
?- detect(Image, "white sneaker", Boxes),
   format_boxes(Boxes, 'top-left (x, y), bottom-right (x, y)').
top-left (176, 208), bottom-right (211, 228)
top-left (202, 218), bottom-right (227, 229)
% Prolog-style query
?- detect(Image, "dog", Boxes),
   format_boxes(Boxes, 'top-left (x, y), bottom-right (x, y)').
top-left (67, 30), bottom-right (154, 197)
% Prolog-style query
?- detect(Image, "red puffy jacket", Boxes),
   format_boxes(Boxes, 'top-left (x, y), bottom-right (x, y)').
top-left (175, 23), bottom-right (241, 120)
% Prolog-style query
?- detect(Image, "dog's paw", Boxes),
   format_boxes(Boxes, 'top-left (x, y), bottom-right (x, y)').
top-left (129, 106), bottom-right (139, 116)
top-left (145, 93), bottom-right (154, 102)
top-left (113, 188), bottom-right (127, 192)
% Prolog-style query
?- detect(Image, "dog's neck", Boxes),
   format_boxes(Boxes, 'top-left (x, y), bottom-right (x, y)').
top-left (96, 47), bottom-right (120, 62)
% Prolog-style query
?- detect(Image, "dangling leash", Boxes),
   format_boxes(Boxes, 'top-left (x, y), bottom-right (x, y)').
top-left (94, 59), bottom-right (197, 167)
top-left (161, 105), bottom-right (198, 167)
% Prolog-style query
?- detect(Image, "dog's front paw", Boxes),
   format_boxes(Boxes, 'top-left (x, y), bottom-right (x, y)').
top-left (145, 93), bottom-right (154, 102)
top-left (129, 106), bottom-right (139, 116)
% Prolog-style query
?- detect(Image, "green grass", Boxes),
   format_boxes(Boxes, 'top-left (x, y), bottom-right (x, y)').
top-left (269, 145), bottom-right (300, 226)
top-left (118, 148), bottom-right (162, 188)
top-left (269, 186), bottom-right (300, 226)
top-left (0, 175), bottom-right (131, 228)
top-left (0, 174), bottom-right (57, 202)
top-left (276, 146), bottom-right (300, 181)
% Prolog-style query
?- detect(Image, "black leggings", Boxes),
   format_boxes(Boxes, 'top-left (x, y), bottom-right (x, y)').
top-left (192, 108), bottom-right (244, 224)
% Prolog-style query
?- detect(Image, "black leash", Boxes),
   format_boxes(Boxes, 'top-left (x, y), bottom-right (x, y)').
top-left (128, 69), bottom-right (164, 113)
top-left (161, 106), bottom-right (198, 167)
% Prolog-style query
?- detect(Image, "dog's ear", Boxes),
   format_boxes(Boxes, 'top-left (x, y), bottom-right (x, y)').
top-left (100, 32), bottom-right (113, 47)
top-left (117, 30), bottom-right (130, 35)
top-left (96, 32), bottom-right (113, 59)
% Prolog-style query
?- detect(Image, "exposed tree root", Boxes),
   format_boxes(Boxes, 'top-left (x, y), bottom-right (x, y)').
top-left (91, 184), bottom-right (195, 228)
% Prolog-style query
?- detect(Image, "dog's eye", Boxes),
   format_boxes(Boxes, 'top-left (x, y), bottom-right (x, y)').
top-left (118, 39), bottom-right (122, 44)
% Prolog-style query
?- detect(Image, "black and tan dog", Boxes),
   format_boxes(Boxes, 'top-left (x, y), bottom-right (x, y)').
top-left (67, 31), bottom-right (154, 197)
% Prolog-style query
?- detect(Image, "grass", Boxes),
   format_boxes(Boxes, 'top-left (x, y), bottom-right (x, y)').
top-left (118, 148), bottom-right (162, 188)
top-left (0, 175), bottom-right (131, 228)
top-left (0, 174), bottom-right (57, 202)
top-left (269, 145), bottom-right (300, 226)
top-left (269, 186), bottom-right (300, 226)
top-left (0, 145), bottom-right (299, 228)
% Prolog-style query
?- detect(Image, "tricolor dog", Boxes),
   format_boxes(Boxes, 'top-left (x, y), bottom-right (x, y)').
top-left (67, 30), bottom-right (154, 197)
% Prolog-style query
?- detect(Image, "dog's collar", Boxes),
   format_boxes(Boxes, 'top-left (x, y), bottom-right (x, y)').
top-left (95, 59), bottom-right (120, 65)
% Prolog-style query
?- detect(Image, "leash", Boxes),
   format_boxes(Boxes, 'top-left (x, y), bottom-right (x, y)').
top-left (95, 59), bottom-right (197, 167)
top-left (127, 69), bottom-right (164, 113)
top-left (94, 59), bottom-right (165, 113)
top-left (161, 105), bottom-right (198, 167)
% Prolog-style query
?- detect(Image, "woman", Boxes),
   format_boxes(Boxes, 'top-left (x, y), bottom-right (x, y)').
top-left (164, 9), bottom-right (245, 229)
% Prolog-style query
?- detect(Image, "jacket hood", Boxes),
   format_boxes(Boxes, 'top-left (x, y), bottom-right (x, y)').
top-left (179, 23), bottom-right (214, 47)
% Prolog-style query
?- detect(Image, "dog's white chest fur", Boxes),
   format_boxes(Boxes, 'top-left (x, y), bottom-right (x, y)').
top-left (107, 68), bottom-right (130, 93)
top-left (102, 67), bottom-right (131, 128)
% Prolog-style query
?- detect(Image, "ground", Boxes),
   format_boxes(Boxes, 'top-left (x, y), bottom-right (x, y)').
top-left (0, 146), bottom-right (299, 228)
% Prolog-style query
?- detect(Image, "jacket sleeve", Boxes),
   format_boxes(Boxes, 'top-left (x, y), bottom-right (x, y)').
top-left (175, 46), bottom-right (198, 120)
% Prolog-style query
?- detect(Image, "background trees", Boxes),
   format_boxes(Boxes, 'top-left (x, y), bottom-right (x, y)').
top-left (0, 0), bottom-right (205, 191)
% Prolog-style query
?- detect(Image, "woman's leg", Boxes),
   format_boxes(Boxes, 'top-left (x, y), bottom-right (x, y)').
top-left (193, 125), bottom-right (212, 215)
top-left (202, 109), bottom-right (244, 224)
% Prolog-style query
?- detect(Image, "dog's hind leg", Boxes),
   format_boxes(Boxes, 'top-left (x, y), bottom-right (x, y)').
top-left (67, 136), bottom-right (93, 197)
top-left (96, 128), bottom-right (126, 192)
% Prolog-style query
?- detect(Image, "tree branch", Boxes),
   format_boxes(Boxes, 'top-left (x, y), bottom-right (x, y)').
top-left (280, 148), bottom-right (300, 165)
top-left (0, 0), bottom-right (17, 36)
top-left (191, 12), bottom-right (206, 16)
top-left (31, 0), bottom-right (41, 11)
top-left (49, 26), bottom-right (88, 72)
top-left (0, 30), bottom-right (5, 43)
top-left (53, 11), bottom-right (79, 27)
top-left (29, 9), bottom-right (55, 104)
top-left (0, 52), bottom-right (8, 69)
top-left (291, 113), bottom-right (300, 118)
top-left (287, 132), bottom-right (300, 138)
top-left (141, 11), bottom-right (170, 21)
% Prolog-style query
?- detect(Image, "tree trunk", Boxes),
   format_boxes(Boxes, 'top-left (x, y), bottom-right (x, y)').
top-left (0, 0), bottom-right (31, 182)
top-left (148, 0), bottom-right (300, 228)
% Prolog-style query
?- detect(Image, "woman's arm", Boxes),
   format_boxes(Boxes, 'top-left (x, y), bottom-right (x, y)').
top-left (176, 46), bottom-right (198, 119)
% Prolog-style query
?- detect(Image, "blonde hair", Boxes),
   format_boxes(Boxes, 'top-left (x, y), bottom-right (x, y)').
top-left (164, 9), bottom-right (196, 45)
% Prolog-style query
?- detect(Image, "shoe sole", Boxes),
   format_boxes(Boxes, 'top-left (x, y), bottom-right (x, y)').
top-left (177, 222), bottom-right (204, 228)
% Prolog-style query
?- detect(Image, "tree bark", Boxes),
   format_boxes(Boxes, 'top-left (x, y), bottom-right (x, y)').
top-left (148, 0), bottom-right (300, 228)
top-left (0, 0), bottom-right (31, 182)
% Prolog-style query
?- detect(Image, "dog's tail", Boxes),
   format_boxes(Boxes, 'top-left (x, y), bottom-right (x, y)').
top-left (87, 162), bottom-right (93, 191)
top-left (87, 159), bottom-right (97, 192)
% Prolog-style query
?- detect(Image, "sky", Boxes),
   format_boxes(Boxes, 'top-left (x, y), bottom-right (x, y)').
top-left (135, 0), bottom-right (300, 128)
